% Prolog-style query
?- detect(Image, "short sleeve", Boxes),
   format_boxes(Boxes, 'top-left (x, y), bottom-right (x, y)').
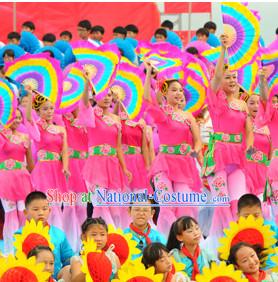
top-left (256, 100), bottom-right (276, 128)
top-left (145, 101), bottom-right (167, 124)
top-left (207, 87), bottom-right (228, 116)
top-left (75, 100), bottom-right (95, 128)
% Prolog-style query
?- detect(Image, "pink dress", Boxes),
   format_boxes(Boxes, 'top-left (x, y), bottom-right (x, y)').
top-left (146, 102), bottom-right (202, 191)
top-left (245, 124), bottom-right (271, 195)
top-left (0, 129), bottom-right (33, 201)
top-left (78, 102), bottom-right (126, 190)
top-left (206, 89), bottom-right (247, 173)
top-left (257, 101), bottom-right (278, 184)
top-left (63, 113), bottom-right (88, 193)
top-left (120, 114), bottom-right (150, 191)
top-left (27, 119), bottom-right (68, 193)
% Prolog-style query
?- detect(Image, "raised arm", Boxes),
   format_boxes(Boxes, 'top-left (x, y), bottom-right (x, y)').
top-left (143, 61), bottom-right (153, 103)
top-left (211, 34), bottom-right (229, 93)
top-left (82, 71), bottom-right (90, 107)
top-left (258, 68), bottom-right (269, 103)
top-left (25, 87), bottom-right (33, 123)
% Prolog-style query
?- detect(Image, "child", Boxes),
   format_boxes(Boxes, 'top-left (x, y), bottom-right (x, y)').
top-left (228, 242), bottom-right (278, 281)
top-left (7, 31), bottom-right (21, 45)
top-left (167, 216), bottom-right (217, 281)
top-left (154, 28), bottom-right (167, 42)
top-left (90, 25), bottom-right (105, 43)
top-left (112, 26), bottom-right (127, 39)
top-left (60, 30), bottom-right (72, 42)
top-left (27, 245), bottom-right (56, 282)
top-left (70, 217), bottom-right (120, 282)
top-left (14, 191), bottom-right (74, 279)
top-left (124, 199), bottom-right (166, 259)
top-left (142, 242), bottom-right (190, 282)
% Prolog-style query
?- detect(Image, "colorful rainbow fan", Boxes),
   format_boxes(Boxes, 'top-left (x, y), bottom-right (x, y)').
top-left (0, 78), bottom-right (17, 128)
top-left (0, 253), bottom-right (51, 282)
top-left (218, 215), bottom-right (276, 260)
top-left (142, 51), bottom-right (184, 74)
top-left (4, 53), bottom-right (63, 108)
top-left (183, 74), bottom-right (207, 116)
top-left (105, 224), bottom-right (140, 268)
top-left (110, 62), bottom-right (145, 120)
top-left (35, 46), bottom-right (65, 69)
top-left (201, 47), bottom-right (221, 65)
top-left (156, 66), bottom-right (185, 82)
top-left (237, 60), bottom-right (260, 94)
top-left (57, 62), bottom-right (86, 114)
top-left (13, 219), bottom-right (54, 257)
top-left (268, 72), bottom-right (278, 100)
top-left (71, 41), bottom-right (120, 100)
top-left (185, 61), bottom-right (209, 88)
top-left (221, 2), bottom-right (260, 71)
top-left (195, 261), bottom-right (248, 282)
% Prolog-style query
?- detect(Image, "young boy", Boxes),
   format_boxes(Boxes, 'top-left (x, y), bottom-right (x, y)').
top-left (14, 191), bottom-right (74, 279)
top-left (90, 25), bottom-right (105, 43)
top-left (42, 33), bottom-right (56, 46)
top-left (112, 26), bottom-right (127, 39)
top-left (154, 28), bottom-right (167, 43)
top-left (196, 28), bottom-right (209, 42)
top-left (60, 30), bottom-right (72, 42)
top-left (7, 32), bottom-right (21, 45)
top-left (124, 198), bottom-right (166, 259)
top-left (125, 24), bottom-right (139, 39)
top-left (21, 21), bottom-right (35, 33)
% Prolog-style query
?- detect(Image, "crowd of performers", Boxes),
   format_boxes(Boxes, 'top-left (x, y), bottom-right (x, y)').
top-left (0, 16), bottom-right (278, 282)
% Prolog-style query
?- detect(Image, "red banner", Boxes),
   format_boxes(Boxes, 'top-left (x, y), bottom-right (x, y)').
top-left (0, 2), bottom-right (160, 43)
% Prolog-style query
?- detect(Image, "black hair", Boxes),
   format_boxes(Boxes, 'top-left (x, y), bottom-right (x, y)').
top-left (78, 20), bottom-right (92, 31)
top-left (27, 245), bottom-right (54, 259)
top-left (25, 191), bottom-right (47, 208)
top-left (196, 28), bottom-right (209, 38)
top-left (7, 32), bottom-right (21, 41)
top-left (154, 28), bottom-right (167, 39)
top-left (237, 194), bottom-right (262, 213)
top-left (166, 216), bottom-right (198, 251)
top-left (204, 21), bottom-right (217, 31)
top-left (276, 27), bottom-right (278, 35)
top-left (186, 47), bottom-right (199, 55)
top-left (227, 242), bottom-right (267, 266)
top-left (161, 20), bottom-right (174, 30)
top-left (81, 217), bottom-right (108, 233)
top-left (125, 24), bottom-right (139, 34)
top-left (113, 26), bottom-right (127, 37)
top-left (60, 30), bottom-right (72, 40)
top-left (22, 21), bottom-right (35, 31)
top-left (3, 49), bottom-right (15, 59)
top-left (42, 33), bottom-right (56, 43)
top-left (91, 25), bottom-right (105, 35)
top-left (142, 243), bottom-right (169, 268)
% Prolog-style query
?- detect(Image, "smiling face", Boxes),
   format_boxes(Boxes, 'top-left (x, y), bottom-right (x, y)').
top-left (222, 70), bottom-right (238, 95)
top-left (10, 109), bottom-right (22, 130)
top-left (97, 92), bottom-right (113, 109)
top-left (38, 101), bottom-right (54, 122)
top-left (247, 94), bottom-right (259, 118)
top-left (176, 220), bottom-right (202, 245)
top-left (165, 81), bottom-right (184, 107)
top-left (235, 246), bottom-right (260, 274)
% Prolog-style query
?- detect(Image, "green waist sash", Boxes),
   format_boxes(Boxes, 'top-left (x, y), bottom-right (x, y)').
top-left (0, 159), bottom-right (25, 170)
top-left (122, 145), bottom-right (142, 155)
top-left (159, 143), bottom-right (191, 155)
top-left (247, 150), bottom-right (270, 166)
top-left (89, 144), bottom-right (117, 156)
top-left (37, 150), bottom-right (62, 161)
top-left (69, 149), bottom-right (88, 159)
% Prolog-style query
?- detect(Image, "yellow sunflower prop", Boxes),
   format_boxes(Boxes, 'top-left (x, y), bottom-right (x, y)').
top-left (195, 261), bottom-right (247, 282)
top-left (112, 258), bottom-right (163, 282)
top-left (270, 247), bottom-right (278, 272)
top-left (170, 256), bottom-right (189, 280)
top-left (0, 253), bottom-right (50, 282)
top-left (105, 224), bottom-right (140, 268)
top-left (81, 239), bottom-right (113, 282)
top-left (218, 215), bottom-right (276, 260)
top-left (14, 219), bottom-right (54, 257)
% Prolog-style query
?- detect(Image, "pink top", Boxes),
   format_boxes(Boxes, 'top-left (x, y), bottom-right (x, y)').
top-left (253, 124), bottom-right (271, 156)
top-left (207, 88), bottom-right (247, 134)
top-left (121, 119), bottom-right (143, 147)
top-left (78, 102), bottom-right (120, 148)
top-left (63, 114), bottom-right (88, 151)
top-left (257, 101), bottom-right (278, 148)
top-left (146, 102), bottom-right (193, 146)
top-left (0, 129), bottom-right (29, 162)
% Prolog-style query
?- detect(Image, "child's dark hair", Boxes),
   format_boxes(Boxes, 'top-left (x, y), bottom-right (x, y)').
top-left (155, 28), bottom-right (167, 39)
top-left (186, 47), bottom-right (199, 56)
top-left (22, 21), bottom-right (35, 31)
top-left (27, 245), bottom-right (54, 259)
top-left (237, 194), bottom-right (261, 213)
top-left (25, 191), bottom-right (47, 208)
top-left (125, 24), bottom-right (139, 34)
top-left (142, 243), bottom-right (169, 268)
top-left (161, 20), bottom-right (174, 30)
top-left (167, 216), bottom-right (198, 251)
top-left (3, 49), bottom-right (15, 59)
top-left (42, 33), bottom-right (56, 43)
top-left (91, 25), bottom-right (105, 35)
top-left (113, 26), bottom-right (127, 37)
top-left (78, 20), bottom-right (92, 31)
top-left (227, 242), bottom-right (267, 266)
top-left (275, 27), bottom-right (278, 35)
top-left (196, 28), bottom-right (209, 38)
top-left (42, 50), bottom-right (55, 58)
top-left (60, 30), bottom-right (72, 40)
top-left (204, 21), bottom-right (217, 31)
top-left (81, 217), bottom-right (108, 233)
top-left (7, 32), bottom-right (21, 41)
